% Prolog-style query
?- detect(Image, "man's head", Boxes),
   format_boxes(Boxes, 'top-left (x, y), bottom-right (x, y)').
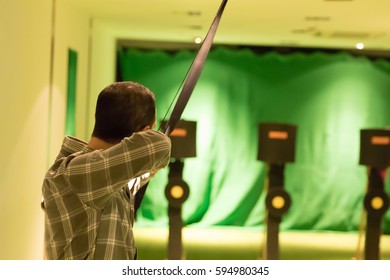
top-left (92, 81), bottom-right (156, 143)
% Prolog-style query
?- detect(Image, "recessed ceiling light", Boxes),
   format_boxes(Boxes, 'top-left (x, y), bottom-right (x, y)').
top-left (356, 43), bottom-right (364, 49)
top-left (189, 25), bottom-right (203, 30)
top-left (187, 11), bottom-right (202, 16)
top-left (305, 16), bottom-right (331, 21)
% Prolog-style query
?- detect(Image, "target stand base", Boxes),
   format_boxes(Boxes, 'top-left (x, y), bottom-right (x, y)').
top-left (263, 164), bottom-right (292, 260)
top-left (165, 160), bottom-right (190, 260)
top-left (363, 167), bottom-right (389, 260)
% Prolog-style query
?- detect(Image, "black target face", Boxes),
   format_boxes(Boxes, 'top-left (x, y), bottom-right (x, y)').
top-left (265, 188), bottom-right (291, 217)
top-left (165, 178), bottom-right (190, 207)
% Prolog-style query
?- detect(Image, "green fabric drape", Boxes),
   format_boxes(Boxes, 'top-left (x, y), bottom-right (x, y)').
top-left (118, 47), bottom-right (390, 233)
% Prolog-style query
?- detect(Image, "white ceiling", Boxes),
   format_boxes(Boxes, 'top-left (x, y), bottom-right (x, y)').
top-left (69, 0), bottom-right (390, 55)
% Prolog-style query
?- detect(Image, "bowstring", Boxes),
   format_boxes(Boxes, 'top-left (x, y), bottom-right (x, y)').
top-left (158, 60), bottom-right (194, 132)
top-left (158, 0), bottom-right (228, 132)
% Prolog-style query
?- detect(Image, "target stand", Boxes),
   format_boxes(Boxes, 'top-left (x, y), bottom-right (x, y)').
top-left (257, 123), bottom-right (297, 260)
top-left (359, 128), bottom-right (390, 260)
top-left (161, 120), bottom-right (196, 260)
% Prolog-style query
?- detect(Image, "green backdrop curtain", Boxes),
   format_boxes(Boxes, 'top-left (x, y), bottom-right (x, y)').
top-left (118, 47), bottom-right (390, 233)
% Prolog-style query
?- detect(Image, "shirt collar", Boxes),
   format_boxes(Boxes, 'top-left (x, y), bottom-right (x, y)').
top-left (61, 136), bottom-right (92, 155)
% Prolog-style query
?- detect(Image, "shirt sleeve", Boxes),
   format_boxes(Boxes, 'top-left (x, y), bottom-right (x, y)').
top-left (65, 130), bottom-right (171, 209)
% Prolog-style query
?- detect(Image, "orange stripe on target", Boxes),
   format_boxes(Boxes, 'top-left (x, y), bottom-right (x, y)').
top-left (170, 128), bottom-right (187, 137)
top-left (268, 131), bottom-right (288, 140)
top-left (371, 136), bottom-right (389, 145)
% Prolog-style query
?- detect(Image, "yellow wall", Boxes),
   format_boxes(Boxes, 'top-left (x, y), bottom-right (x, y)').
top-left (0, 0), bottom-right (106, 259)
top-left (86, 19), bottom-right (118, 136)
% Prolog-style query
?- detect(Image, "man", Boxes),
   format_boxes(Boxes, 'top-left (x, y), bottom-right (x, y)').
top-left (41, 81), bottom-right (171, 259)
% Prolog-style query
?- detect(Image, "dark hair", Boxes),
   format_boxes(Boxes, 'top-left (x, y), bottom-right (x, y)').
top-left (92, 81), bottom-right (156, 143)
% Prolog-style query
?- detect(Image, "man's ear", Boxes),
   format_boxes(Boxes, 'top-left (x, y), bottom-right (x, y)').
top-left (141, 125), bottom-right (150, 131)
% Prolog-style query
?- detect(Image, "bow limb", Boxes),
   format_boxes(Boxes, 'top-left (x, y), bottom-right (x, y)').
top-left (135, 0), bottom-right (228, 215)
top-left (163, 0), bottom-right (229, 135)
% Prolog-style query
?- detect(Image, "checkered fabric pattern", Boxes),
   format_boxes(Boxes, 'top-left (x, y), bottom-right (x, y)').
top-left (41, 130), bottom-right (171, 259)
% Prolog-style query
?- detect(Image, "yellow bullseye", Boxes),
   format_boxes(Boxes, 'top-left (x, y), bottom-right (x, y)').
top-left (170, 185), bottom-right (184, 199)
top-left (272, 196), bottom-right (285, 209)
top-left (371, 196), bottom-right (384, 210)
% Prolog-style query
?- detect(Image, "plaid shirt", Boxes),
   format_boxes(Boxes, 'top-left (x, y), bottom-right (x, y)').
top-left (41, 130), bottom-right (171, 260)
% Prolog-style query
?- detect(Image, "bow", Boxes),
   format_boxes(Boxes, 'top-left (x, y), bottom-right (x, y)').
top-left (161, 0), bottom-right (229, 135)
top-left (135, 0), bottom-right (228, 214)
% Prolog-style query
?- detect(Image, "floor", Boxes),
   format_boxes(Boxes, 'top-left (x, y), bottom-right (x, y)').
top-left (133, 226), bottom-right (390, 260)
